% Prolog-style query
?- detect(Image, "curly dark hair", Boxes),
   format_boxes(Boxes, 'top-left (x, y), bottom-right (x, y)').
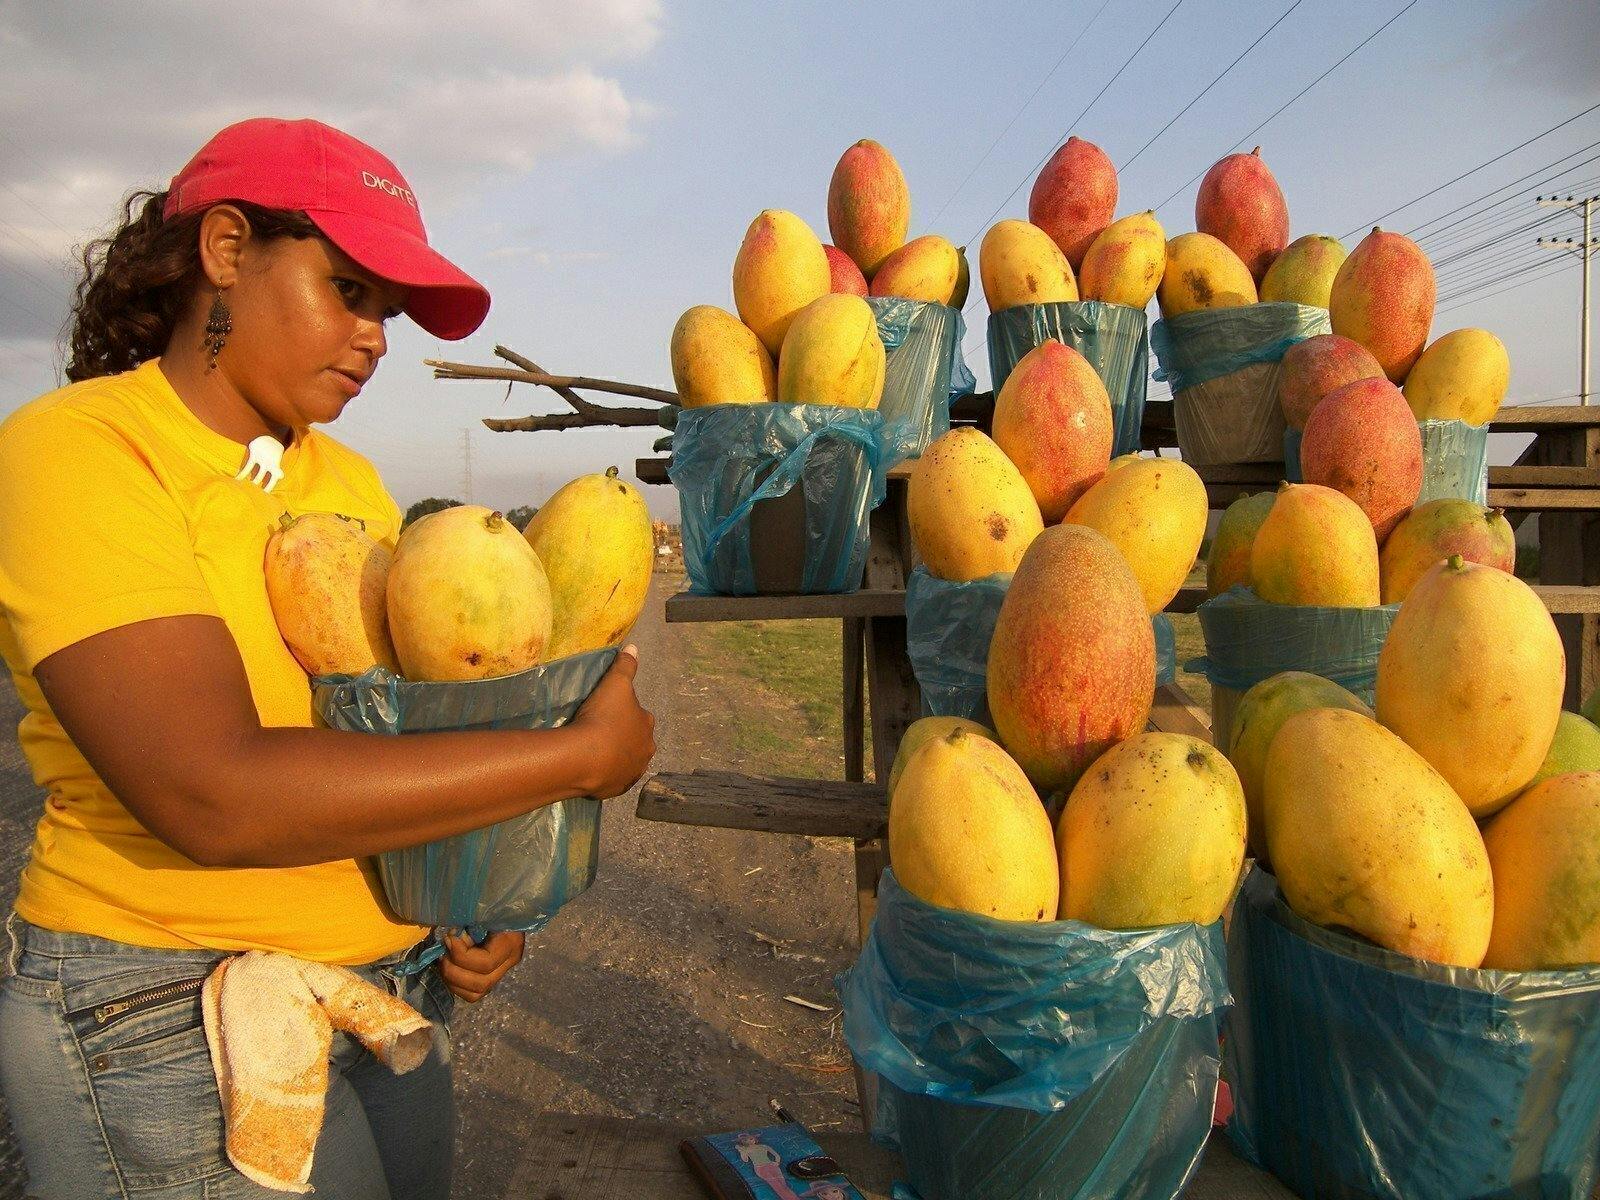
top-left (66, 190), bottom-right (319, 383)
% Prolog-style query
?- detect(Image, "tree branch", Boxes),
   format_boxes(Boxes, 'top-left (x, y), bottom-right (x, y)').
top-left (482, 411), bottom-right (661, 432)
top-left (424, 360), bottom-right (680, 406)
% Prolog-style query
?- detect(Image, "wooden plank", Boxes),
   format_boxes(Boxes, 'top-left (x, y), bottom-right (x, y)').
top-left (1492, 406), bottom-right (1600, 432)
top-left (1536, 427), bottom-right (1600, 707)
top-left (1173, 582), bottom-right (1600, 614)
top-left (1150, 681), bottom-right (1213, 742)
top-left (636, 456), bottom-right (670, 486)
top-left (665, 590), bottom-right (905, 623)
top-left (635, 771), bottom-right (886, 841)
top-left (1489, 487), bottom-right (1600, 511)
top-left (843, 617), bottom-right (865, 783)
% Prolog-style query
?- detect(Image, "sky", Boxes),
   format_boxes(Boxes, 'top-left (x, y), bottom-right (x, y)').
top-left (2, 0), bottom-right (1598, 518)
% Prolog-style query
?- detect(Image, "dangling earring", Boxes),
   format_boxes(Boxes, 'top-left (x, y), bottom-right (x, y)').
top-left (203, 290), bottom-right (232, 371)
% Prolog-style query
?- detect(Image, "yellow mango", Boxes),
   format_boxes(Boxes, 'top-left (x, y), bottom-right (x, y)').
top-left (1057, 733), bottom-right (1246, 928)
top-left (1377, 555), bottom-right (1564, 817)
top-left (733, 209), bottom-right (831, 355)
top-left (1527, 712), bottom-right (1600, 790)
top-left (1207, 492), bottom-right (1275, 597)
top-left (978, 219), bottom-right (1078, 311)
top-left (1483, 772), bottom-right (1600, 969)
top-left (1062, 455), bottom-right (1207, 613)
top-left (1249, 483), bottom-right (1379, 607)
top-left (1265, 707), bottom-right (1493, 967)
top-left (1402, 329), bottom-right (1510, 425)
top-left (265, 512), bottom-right (399, 676)
top-left (868, 234), bottom-right (960, 304)
top-left (1259, 234), bottom-right (1347, 307)
top-left (907, 428), bottom-right (1043, 581)
top-left (889, 728), bottom-right (1059, 921)
top-left (387, 505), bottom-right (552, 682)
top-left (670, 305), bottom-right (776, 408)
top-left (522, 467), bottom-right (653, 659)
top-left (1157, 233), bottom-right (1257, 317)
top-left (888, 716), bottom-right (994, 798)
top-left (776, 294), bottom-right (886, 409)
top-left (1078, 211), bottom-right (1165, 308)
top-left (1329, 227), bottom-right (1435, 382)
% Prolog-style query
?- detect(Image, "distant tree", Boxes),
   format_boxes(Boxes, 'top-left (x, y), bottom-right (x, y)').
top-left (402, 497), bottom-right (462, 529)
top-left (504, 505), bottom-right (538, 532)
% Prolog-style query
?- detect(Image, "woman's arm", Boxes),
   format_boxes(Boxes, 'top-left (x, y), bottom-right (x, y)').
top-left (34, 613), bottom-right (655, 869)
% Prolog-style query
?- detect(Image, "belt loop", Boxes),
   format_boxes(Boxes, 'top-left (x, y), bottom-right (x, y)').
top-left (4, 911), bottom-right (23, 976)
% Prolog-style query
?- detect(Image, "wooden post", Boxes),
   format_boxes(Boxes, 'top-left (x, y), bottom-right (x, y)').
top-left (843, 617), bottom-right (865, 784)
top-left (1536, 427), bottom-right (1600, 706)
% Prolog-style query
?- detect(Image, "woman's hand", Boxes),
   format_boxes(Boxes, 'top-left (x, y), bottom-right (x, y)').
top-left (569, 645), bottom-right (656, 799)
top-left (440, 930), bottom-right (525, 1003)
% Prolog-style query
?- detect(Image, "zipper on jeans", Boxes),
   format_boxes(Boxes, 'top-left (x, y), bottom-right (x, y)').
top-left (68, 976), bottom-right (206, 1027)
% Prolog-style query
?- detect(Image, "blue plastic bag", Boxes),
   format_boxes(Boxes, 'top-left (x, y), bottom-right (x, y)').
top-left (669, 403), bottom-right (889, 595)
top-left (839, 870), bottom-right (1229, 1200)
top-left (870, 298), bottom-right (970, 462)
top-left (1227, 867), bottom-right (1600, 1200)
top-left (1284, 418), bottom-right (1489, 505)
top-left (313, 647), bottom-right (614, 935)
top-left (987, 301), bottom-right (1150, 457)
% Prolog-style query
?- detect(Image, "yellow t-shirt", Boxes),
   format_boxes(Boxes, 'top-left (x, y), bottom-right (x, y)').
top-left (0, 359), bottom-right (428, 963)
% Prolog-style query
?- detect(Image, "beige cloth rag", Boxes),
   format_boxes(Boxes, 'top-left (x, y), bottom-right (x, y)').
top-left (201, 952), bottom-right (434, 1193)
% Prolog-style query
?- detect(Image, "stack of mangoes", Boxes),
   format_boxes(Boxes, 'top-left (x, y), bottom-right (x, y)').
top-left (264, 468), bottom-right (654, 682)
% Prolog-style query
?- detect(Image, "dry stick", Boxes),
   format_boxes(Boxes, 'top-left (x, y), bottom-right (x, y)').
top-left (493, 345), bottom-right (637, 420)
top-left (424, 360), bottom-right (679, 406)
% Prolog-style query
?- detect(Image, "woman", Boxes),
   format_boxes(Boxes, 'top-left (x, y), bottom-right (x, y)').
top-left (0, 118), bottom-right (656, 1199)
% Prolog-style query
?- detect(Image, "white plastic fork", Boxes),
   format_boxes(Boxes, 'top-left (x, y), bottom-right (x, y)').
top-left (236, 434), bottom-right (285, 493)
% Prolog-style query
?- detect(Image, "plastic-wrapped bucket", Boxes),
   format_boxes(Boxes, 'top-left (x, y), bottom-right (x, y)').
top-left (869, 298), bottom-right (972, 462)
top-left (1284, 418), bottom-right (1489, 505)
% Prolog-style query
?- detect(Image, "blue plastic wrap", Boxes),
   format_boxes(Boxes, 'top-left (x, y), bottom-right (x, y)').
top-left (1153, 612), bottom-right (1176, 687)
top-left (669, 403), bottom-right (889, 595)
top-left (839, 870), bottom-right (1229, 1200)
top-left (1283, 418), bottom-right (1489, 504)
top-left (1227, 867), bottom-right (1600, 1200)
top-left (986, 301), bottom-right (1150, 457)
top-left (869, 298), bottom-right (970, 462)
top-left (313, 647), bottom-right (613, 935)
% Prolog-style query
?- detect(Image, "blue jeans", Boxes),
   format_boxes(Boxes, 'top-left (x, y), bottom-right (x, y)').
top-left (0, 914), bottom-right (455, 1199)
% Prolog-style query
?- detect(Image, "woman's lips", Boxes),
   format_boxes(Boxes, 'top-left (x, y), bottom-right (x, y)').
top-left (328, 368), bottom-right (364, 397)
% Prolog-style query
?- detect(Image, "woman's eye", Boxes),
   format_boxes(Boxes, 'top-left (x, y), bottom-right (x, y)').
top-left (333, 277), bottom-right (363, 304)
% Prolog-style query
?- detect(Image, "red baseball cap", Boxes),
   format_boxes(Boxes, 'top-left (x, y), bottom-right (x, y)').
top-left (164, 118), bottom-right (490, 340)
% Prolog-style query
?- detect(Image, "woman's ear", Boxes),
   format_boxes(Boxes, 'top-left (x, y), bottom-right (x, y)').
top-left (196, 204), bottom-right (251, 290)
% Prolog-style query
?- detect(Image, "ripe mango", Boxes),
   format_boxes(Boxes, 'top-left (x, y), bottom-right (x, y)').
top-left (1207, 492), bottom-right (1276, 597)
top-left (823, 244), bottom-right (868, 297)
top-left (988, 525), bottom-right (1155, 792)
top-left (1300, 377), bottom-right (1422, 541)
top-left (1079, 211), bottom-right (1165, 308)
top-left (827, 139), bottom-right (910, 278)
top-left (1379, 499), bottom-right (1514, 604)
top-left (978, 219), bottom-right (1078, 311)
top-left (1402, 329), bottom-right (1510, 425)
top-left (1482, 772), bottom-right (1600, 969)
top-left (1227, 672), bottom-right (1372, 860)
top-left (776, 294), bottom-right (886, 409)
top-left (1057, 733), bottom-right (1246, 928)
top-left (265, 512), bottom-right (399, 676)
top-left (1260, 234), bottom-right (1347, 308)
top-left (387, 506), bottom-right (551, 682)
top-left (1265, 707), bottom-right (1493, 968)
top-left (991, 340), bottom-right (1112, 521)
top-left (670, 305), bottom-right (777, 408)
top-left (1277, 333), bottom-right (1384, 430)
top-left (1196, 147), bottom-right (1289, 283)
top-left (522, 467), bottom-right (652, 659)
top-left (1157, 233), bottom-right (1257, 316)
top-left (869, 234), bottom-right (960, 304)
top-left (889, 728), bottom-right (1059, 922)
top-left (733, 209), bottom-right (831, 355)
top-left (1063, 455), bottom-right (1208, 613)
top-left (907, 428), bottom-right (1043, 581)
top-left (1250, 483), bottom-right (1379, 607)
top-left (1377, 556), bottom-right (1564, 817)
top-left (1526, 712), bottom-right (1600, 790)
top-left (887, 716), bottom-right (994, 798)
top-left (1330, 227), bottom-right (1436, 383)
top-left (1028, 136), bottom-right (1117, 269)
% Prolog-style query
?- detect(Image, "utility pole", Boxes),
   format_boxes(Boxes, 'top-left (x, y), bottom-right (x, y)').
top-left (1538, 193), bottom-right (1600, 405)
top-left (461, 428), bottom-right (474, 504)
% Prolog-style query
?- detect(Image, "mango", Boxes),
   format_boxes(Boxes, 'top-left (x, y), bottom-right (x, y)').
top-left (950, 245), bottom-right (971, 307)
top-left (1207, 492), bottom-right (1276, 597)
top-left (1157, 233), bottom-right (1257, 317)
top-left (1260, 234), bottom-right (1347, 308)
top-left (1379, 499), bottom-right (1514, 604)
top-left (991, 340), bottom-right (1112, 521)
top-left (1079, 211), bottom-right (1165, 308)
top-left (1063, 455), bottom-right (1208, 613)
top-left (670, 305), bottom-right (777, 408)
top-left (1250, 483), bottom-right (1380, 607)
top-left (265, 512), bottom-right (399, 676)
top-left (1227, 672), bottom-right (1372, 860)
top-left (1195, 147), bottom-right (1289, 283)
top-left (887, 716), bottom-right (994, 798)
top-left (1057, 733), bottom-right (1246, 928)
top-left (1300, 377), bottom-right (1422, 541)
top-left (988, 525), bottom-right (1155, 792)
top-left (1330, 227), bottom-right (1436, 383)
top-left (776, 294), bottom-right (886, 409)
top-left (1527, 712), bottom-right (1600, 790)
top-left (1376, 555), bottom-right (1564, 817)
top-left (978, 219), bottom-right (1078, 311)
top-left (868, 234), bottom-right (960, 304)
top-left (1028, 136), bottom-right (1117, 269)
top-left (889, 728), bottom-right (1059, 922)
top-left (1277, 333), bottom-right (1385, 430)
top-left (1482, 772), bottom-right (1600, 969)
top-left (733, 209), bottom-right (831, 355)
top-left (827, 139), bottom-right (910, 278)
top-left (823, 244), bottom-right (868, 297)
top-left (387, 505), bottom-right (551, 682)
top-left (907, 428), bottom-right (1043, 581)
top-left (1265, 707), bottom-right (1493, 968)
top-left (522, 467), bottom-right (652, 659)
top-left (1402, 329), bottom-right (1510, 425)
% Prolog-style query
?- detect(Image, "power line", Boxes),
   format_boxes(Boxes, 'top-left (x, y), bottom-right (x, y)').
top-left (1436, 259), bottom-right (1573, 316)
top-left (1408, 143), bottom-right (1600, 243)
top-left (1417, 169), bottom-right (1600, 256)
